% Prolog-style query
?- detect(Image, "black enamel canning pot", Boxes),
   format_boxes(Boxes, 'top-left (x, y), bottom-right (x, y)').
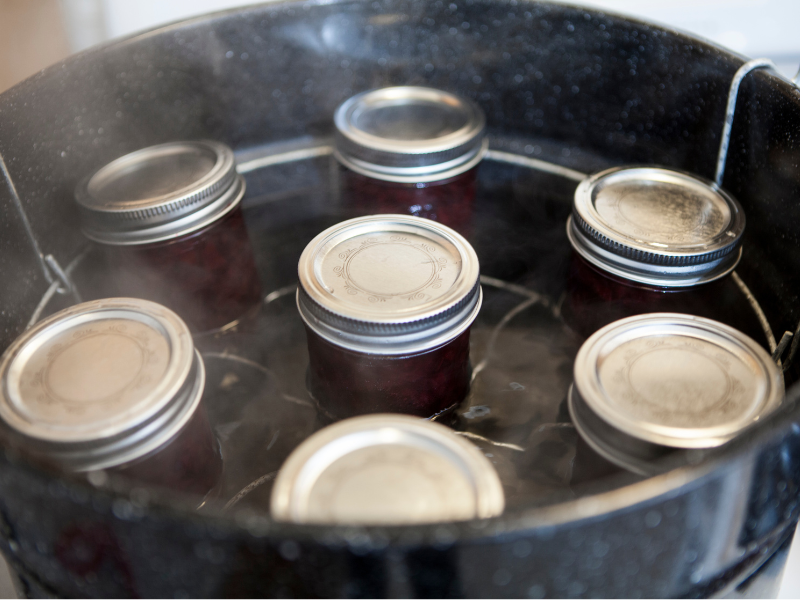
top-left (1, 1), bottom-right (800, 597)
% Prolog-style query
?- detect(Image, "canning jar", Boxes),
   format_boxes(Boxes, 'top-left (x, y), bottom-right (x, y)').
top-left (297, 214), bottom-right (482, 419)
top-left (561, 167), bottom-right (755, 339)
top-left (568, 313), bottom-right (783, 476)
top-left (334, 86), bottom-right (487, 233)
top-left (0, 298), bottom-right (223, 496)
top-left (75, 141), bottom-right (263, 332)
top-left (271, 414), bottom-right (504, 524)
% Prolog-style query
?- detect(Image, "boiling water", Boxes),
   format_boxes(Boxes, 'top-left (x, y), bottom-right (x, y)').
top-left (65, 139), bottom-right (771, 513)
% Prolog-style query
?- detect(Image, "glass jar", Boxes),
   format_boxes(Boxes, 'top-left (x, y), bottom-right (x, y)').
top-left (271, 414), bottom-right (504, 524)
top-left (334, 86), bottom-right (487, 233)
top-left (297, 214), bottom-right (482, 419)
top-left (0, 298), bottom-right (222, 497)
top-left (568, 313), bottom-right (783, 476)
top-left (75, 141), bottom-right (262, 332)
top-left (561, 167), bottom-right (752, 339)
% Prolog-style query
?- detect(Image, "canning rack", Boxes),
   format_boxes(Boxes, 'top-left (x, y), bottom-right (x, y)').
top-left (0, 55), bottom-right (797, 508)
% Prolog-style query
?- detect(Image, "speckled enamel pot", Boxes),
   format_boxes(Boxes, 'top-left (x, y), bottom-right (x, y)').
top-left (0, 1), bottom-right (799, 597)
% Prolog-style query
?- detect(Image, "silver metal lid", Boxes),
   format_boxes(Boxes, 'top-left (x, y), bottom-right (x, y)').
top-left (568, 167), bottom-right (745, 287)
top-left (75, 140), bottom-right (245, 245)
top-left (334, 86), bottom-right (488, 183)
top-left (297, 215), bottom-right (481, 355)
top-left (271, 414), bottom-right (505, 524)
top-left (571, 313), bottom-right (783, 459)
top-left (0, 298), bottom-right (204, 472)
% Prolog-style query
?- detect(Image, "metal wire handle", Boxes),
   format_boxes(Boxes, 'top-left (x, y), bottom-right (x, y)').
top-left (715, 59), bottom-right (777, 187)
top-left (0, 151), bottom-right (78, 300)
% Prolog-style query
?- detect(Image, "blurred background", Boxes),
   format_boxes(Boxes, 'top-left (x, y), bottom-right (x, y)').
top-left (0, 0), bottom-right (799, 597)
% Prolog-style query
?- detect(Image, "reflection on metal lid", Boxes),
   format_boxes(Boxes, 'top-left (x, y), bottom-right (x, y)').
top-left (0, 298), bottom-right (204, 471)
top-left (568, 167), bottom-right (745, 287)
top-left (334, 86), bottom-right (487, 182)
top-left (75, 140), bottom-right (245, 245)
top-left (570, 313), bottom-right (783, 474)
top-left (297, 214), bottom-right (481, 354)
top-left (271, 414), bottom-right (504, 525)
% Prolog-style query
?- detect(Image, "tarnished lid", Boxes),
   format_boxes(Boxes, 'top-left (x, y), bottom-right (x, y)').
top-left (568, 167), bottom-right (745, 287)
top-left (271, 414), bottom-right (504, 524)
top-left (0, 298), bottom-right (204, 471)
top-left (75, 140), bottom-right (245, 245)
top-left (297, 215), bottom-right (481, 354)
top-left (334, 86), bottom-right (487, 183)
top-left (572, 313), bottom-right (783, 450)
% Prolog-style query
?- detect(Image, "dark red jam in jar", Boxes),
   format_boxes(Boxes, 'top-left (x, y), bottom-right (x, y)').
top-left (0, 298), bottom-right (222, 497)
top-left (334, 87), bottom-right (487, 233)
top-left (561, 167), bottom-right (749, 339)
top-left (568, 313), bottom-right (783, 477)
top-left (297, 214), bottom-right (482, 419)
top-left (75, 141), bottom-right (262, 332)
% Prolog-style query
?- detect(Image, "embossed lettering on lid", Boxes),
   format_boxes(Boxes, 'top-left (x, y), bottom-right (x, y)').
top-left (0, 298), bottom-right (205, 471)
top-left (568, 167), bottom-right (745, 287)
top-left (271, 414), bottom-right (504, 524)
top-left (9, 318), bottom-right (171, 437)
top-left (297, 215), bottom-right (481, 354)
top-left (318, 230), bottom-right (461, 312)
top-left (572, 313), bottom-right (783, 450)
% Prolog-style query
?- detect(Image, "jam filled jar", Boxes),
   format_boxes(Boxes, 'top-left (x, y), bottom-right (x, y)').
top-left (334, 86), bottom-right (487, 233)
top-left (75, 141), bottom-right (263, 332)
top-left (561, 166), bottom-right (755, 340)
top-left (297, 214), bottom-right (482, 419)
top-left (567, 313), bottom-right (783, 477)
top-left (271, 414), bottom-right (504, 524)
top-left (0, 298), bottom-right (222, 497)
